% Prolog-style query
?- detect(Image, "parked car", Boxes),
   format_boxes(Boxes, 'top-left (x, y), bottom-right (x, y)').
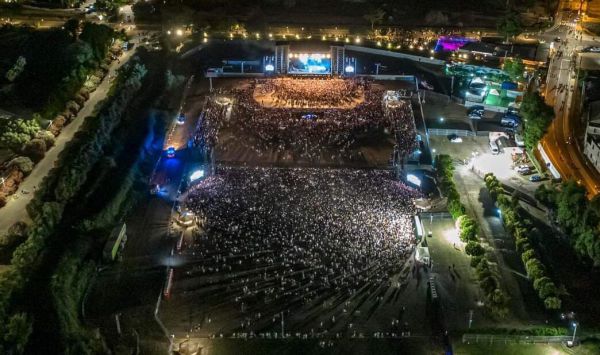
top-left (516, 165), bottom-right (532, 175)
top-left (467, 105), bottom-right (485, 116)
top-left (447, 134), bottom-right (463, 143)
top-left (166, 146), bottom-right (176, 158)
top-left (529, 175), bottom-right (543, 182)
top-left (501, 115), bottom-right (521, 127)
top-left (177, 113), bottom-right (186, 125)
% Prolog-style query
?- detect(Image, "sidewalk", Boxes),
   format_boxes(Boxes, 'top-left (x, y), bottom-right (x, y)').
top-left (0, 46), bottom-right (137, 235)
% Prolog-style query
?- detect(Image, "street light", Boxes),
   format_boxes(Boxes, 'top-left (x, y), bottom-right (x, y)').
top-left (572, 321), bottom-right (578, 344)
top-left (439, 117), bottom-right (445, 123)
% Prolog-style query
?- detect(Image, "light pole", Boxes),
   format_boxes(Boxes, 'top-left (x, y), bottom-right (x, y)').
top-left (572, 321), bottom-right (578, 344)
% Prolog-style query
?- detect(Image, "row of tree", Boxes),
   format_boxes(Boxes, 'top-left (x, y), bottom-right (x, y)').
top-left (536, 181), bottom-right (600, 266)
top-left (521, 91), bottom-right (555, 151)
top-left (435, 154), bottom-right (509, 318)
top-left (0, 59), bottom-right (148, 354)
top-left (485, 173), bottom-right (562, 310)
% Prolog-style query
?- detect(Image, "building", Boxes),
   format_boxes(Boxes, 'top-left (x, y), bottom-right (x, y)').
top-left (584, 101), bottom-right (600, 173)
top-left (458, 40), bottom-right (548, 68)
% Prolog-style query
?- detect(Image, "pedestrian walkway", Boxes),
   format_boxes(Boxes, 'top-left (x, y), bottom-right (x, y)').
top-left (0, 46), bottom-right (137, 235)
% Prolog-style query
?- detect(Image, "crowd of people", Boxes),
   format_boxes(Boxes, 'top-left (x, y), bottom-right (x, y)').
top-left (200, 77), bottom-right (417, 163)
top-left (255, 77), bottom-right (363, 108)
top-left (178, 167), bottom-right (419, 336)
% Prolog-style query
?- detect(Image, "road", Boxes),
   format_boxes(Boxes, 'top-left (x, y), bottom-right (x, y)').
top-left (539, 0), bottom-right (600, 196)
top-left (0, 40), bottom-right (138, 235)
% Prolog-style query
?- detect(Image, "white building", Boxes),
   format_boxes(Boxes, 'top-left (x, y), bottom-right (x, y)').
top-left (584, 101), bottom-right (600, 173)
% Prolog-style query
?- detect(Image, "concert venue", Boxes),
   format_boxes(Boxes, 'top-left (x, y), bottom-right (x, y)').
top-left (160, 40), bottom-right (431, 342)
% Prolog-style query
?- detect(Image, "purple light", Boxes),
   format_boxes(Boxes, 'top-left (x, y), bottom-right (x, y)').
top-left (435, 36), bottom-right (474, 52)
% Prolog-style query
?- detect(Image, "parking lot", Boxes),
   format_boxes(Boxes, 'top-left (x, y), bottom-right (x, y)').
top-left (429, 136), bottom-right (544, 195)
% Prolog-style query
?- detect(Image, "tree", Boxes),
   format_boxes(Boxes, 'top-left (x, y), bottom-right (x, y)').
top-left (533, 276), bottom-right (552, 291)
top-left (459, 216), bottom-right (478, 242)
top-left (556, 181), bottom-right (587, 231)
top-left (465, 241), bottom-right (485, 256)
top-left (63, 18), bottom-right (80, 40)
top-left (503, 57), bottom-right (525, 82)
top-left (79, 23), bottom-right (115, 61)
top-left (497, 9), bottom-right (522, 41)
top-left (520, 92), bottom-right (554, 150)
top-left (544, 296), bottom-right (562, 310)
top-left (538, 281), bottom-right (557, 299)
top-left (2, 312), bottom-right (32, 354)
top-left (7, 157), bottom-right (34, 176)
top-left (521, 249), bottom-right (537, 265)
top-left (364, 9), bottom-right (385, 30)
top-left (22, 139), bottom-right (47, 163)
top-left (36, 130), bottom-right (55, 149)
top-left (535, 184), bottom-right (556, 208)
top-left (0, 117), bottom-right (40, 152)
top-left (525, 258), bottom-right (545, 280)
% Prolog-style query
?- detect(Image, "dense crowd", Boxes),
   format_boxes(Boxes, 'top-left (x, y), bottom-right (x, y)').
top-left (255, 77), bottom-right (363, 108)
top-left (200, 78), bottom-right (417, 162)
top-left (180, 167), bottom-right (419, 335)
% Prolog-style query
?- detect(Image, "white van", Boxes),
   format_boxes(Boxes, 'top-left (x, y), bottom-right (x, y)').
top-left (489, 140), bottom-right (500, 155)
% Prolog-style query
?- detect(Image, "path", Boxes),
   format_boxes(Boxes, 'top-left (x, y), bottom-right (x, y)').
top-left (0, 44), bottom-right (138, 235)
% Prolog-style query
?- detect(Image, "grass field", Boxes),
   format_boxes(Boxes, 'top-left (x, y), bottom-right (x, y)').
top-left (454, 340), bottom-right (600, 355)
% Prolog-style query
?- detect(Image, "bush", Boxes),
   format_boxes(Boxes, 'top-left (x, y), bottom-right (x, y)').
top-left (35, 130), bottom-right (55, 149)
top-left (0, 117), bottom-right (40, 152)
top-left (7, 156), bottom-right (34, 176)
top-left (470, 255), bottom-right (483, 268)
top-left (525, 258), bottom-right (545, 280)
top-left (533, 276), bottom-right (552, 291)
top-left (465, 241), bottom-right (485, 256)
top-left (480, 275), bottom-right (499, 294)
top-left (22, 139), bottom-right (46, 163)
top-left (0, 222), bottom-right (28, 248)
top-left (521, 249), bottom-right (536, 265)
top-left (459, 216), bottom-right (478, 242)
top-left (448, 199), bottom-right (466, 219)
top-left (538, 281), bottom-right (557, 299)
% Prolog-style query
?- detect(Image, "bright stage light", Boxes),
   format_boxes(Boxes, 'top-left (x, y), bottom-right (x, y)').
top-left (407, 174), bottom-right (421, 186)
top-left (344, 65), bottom-right (354, 73)
top-left (190, 170), bottom-right (205, 181)
top-left (176, 29), bottom-right (183, 36)
top-left (265, 64), bottom-right (275, 71)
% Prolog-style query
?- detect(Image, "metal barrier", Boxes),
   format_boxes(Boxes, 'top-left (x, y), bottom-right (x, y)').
top-left (419, 212), bottom-right (453, 220)
top-left (427, 128), bottom-right (475, 137)
top-left (462, 334), bottom-right (571, 344)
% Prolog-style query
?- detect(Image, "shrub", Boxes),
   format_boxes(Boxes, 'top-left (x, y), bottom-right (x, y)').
top-left (22, 139), bottom-right (46, 163)
top-left (465, 241), bottom-right (485, 256)
top-left (448, 199), bottom-right (466, 219)
top-left (0, 221), bottom-right (28, 248)
top-left (538, 281), bottom-right (557, 299)
top-left (533, 276), bottom-right (552, 291)
top-left (35, 130), bottom-right (55, 149)
top-left (459, 216), bottom-right (478, 242)
top-left (490, 288), bottom-right (509, 306)
top-left (7, 156), bottom-right (34, 176)
top-left (470, 255), bottom-right (483, 268)
top-left (480, 275), bottom-right (499, 294)
top-left (521, 249), bottom-right (536, 265)
top-left (544, 296), bottom-right (562, 310)
top-left (525, 258), bottom-right (545, 280)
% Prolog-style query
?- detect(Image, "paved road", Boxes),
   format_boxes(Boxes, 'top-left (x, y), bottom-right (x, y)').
top-left (0, 44), bottom-right (137, 235)
top-left (539, 0), bottom-right (600, 196)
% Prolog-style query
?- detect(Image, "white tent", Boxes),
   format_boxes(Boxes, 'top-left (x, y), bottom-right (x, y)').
top-left (416, 246), bottom-right (430, 264)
